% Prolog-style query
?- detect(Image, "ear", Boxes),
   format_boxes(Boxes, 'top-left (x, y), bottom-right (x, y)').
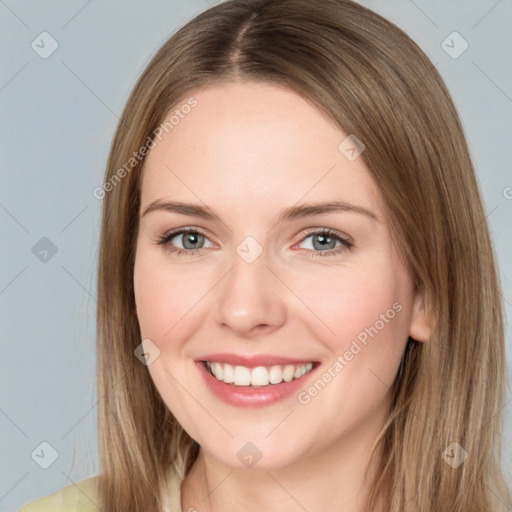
top-left (408, 290), bottom-right (432, 342)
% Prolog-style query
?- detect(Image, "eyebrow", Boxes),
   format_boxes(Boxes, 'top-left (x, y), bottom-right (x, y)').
top-left (141, 200), bottom-right (379, 223)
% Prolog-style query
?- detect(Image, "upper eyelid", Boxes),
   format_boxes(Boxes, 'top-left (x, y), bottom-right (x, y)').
top-left (161, 226), bottom-right (212, 241)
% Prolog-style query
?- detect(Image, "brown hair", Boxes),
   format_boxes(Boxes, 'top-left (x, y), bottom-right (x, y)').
top-left (96, 0), bottom-right (511, 510)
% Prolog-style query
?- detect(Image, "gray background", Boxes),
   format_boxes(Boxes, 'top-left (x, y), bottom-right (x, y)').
top-left (1, 0), bottom-right (511, 510)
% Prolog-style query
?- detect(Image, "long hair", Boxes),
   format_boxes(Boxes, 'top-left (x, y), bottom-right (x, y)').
top-left (96, 0), bottom-right (510, 510)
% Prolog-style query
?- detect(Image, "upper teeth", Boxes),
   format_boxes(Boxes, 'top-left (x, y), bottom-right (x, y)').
top-left (206, 361), bottom-right (314, 387)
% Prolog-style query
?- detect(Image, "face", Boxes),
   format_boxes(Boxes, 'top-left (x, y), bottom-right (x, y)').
top-left (133, 81), bottom-right (429, 471)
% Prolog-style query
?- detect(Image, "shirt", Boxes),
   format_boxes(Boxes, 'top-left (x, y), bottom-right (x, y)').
top-left (18, 464), bottom-right (182, 512)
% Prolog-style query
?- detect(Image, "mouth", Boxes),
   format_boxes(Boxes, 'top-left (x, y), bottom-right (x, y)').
top-left (203, 360), bottom-right (317, 388)
top-left (195, 353), bottom-right (321, 408)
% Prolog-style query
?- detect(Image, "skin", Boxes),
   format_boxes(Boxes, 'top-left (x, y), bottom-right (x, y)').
top-left (133, 81), bottom-right (431, 512)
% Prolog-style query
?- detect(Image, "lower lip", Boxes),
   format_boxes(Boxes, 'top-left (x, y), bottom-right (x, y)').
top-left (196, 361), bottom-right (319, 408)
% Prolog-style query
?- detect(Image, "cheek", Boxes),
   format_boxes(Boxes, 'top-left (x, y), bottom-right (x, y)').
top-left (133, 251), bottom-right (200, 418)
top-left (134, 265), bottom-right (163, 340)
top-left (133, 247), bottom-right (200, 343)
top-left (294, 258), bottom-right (410, 398)
top-left (295, 258), bottom-right (407, 348)
top-left (134, 271), bottom-right (174, 339)
top-left (292, 261), bottom-right (411, 425)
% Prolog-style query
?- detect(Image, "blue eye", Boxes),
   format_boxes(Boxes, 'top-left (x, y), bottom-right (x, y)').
top-left (157, 227), bottom-right (213, 256)
top-left (297, 229), bottom-right (353, 257)
top-left (156, 227), bottom-right (353, 257)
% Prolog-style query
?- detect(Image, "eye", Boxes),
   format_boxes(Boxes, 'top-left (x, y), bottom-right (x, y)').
top-left (296, 228), bottom-right (353, 257)
top-left (156, 227), bottom-right (353, 258)
top-left (156, 227), bottom-right (214, 256)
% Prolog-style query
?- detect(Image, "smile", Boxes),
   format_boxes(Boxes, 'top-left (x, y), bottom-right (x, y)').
top-left (196, 358), bottom-right (320, 408)
top-left (205, 361), bottom-right (315, 387)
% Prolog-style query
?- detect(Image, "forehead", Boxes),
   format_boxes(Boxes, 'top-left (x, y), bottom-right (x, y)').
top-left (140, 81), bottom-right (383, 219)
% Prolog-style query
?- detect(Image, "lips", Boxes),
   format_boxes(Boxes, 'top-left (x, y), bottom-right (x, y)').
top-left (195, 353), bottom-right (320, 408)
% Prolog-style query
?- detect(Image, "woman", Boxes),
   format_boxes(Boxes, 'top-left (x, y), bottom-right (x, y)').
top-left (20, 0), bottom-right (511, 510)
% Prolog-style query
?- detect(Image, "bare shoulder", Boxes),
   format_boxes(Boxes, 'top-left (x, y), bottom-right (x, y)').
top-left (18, 475), bottom-right (100, 512)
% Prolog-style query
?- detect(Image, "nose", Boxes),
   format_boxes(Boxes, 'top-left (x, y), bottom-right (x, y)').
top-left (214, 248), bottom-right (287, 338)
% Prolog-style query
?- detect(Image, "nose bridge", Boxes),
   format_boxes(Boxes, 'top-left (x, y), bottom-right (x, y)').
top-left (214, 237), bottom-right (286, 335)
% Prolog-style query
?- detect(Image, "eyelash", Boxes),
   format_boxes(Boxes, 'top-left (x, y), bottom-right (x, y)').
top-left (156, 227), bottom-right (353, 258)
